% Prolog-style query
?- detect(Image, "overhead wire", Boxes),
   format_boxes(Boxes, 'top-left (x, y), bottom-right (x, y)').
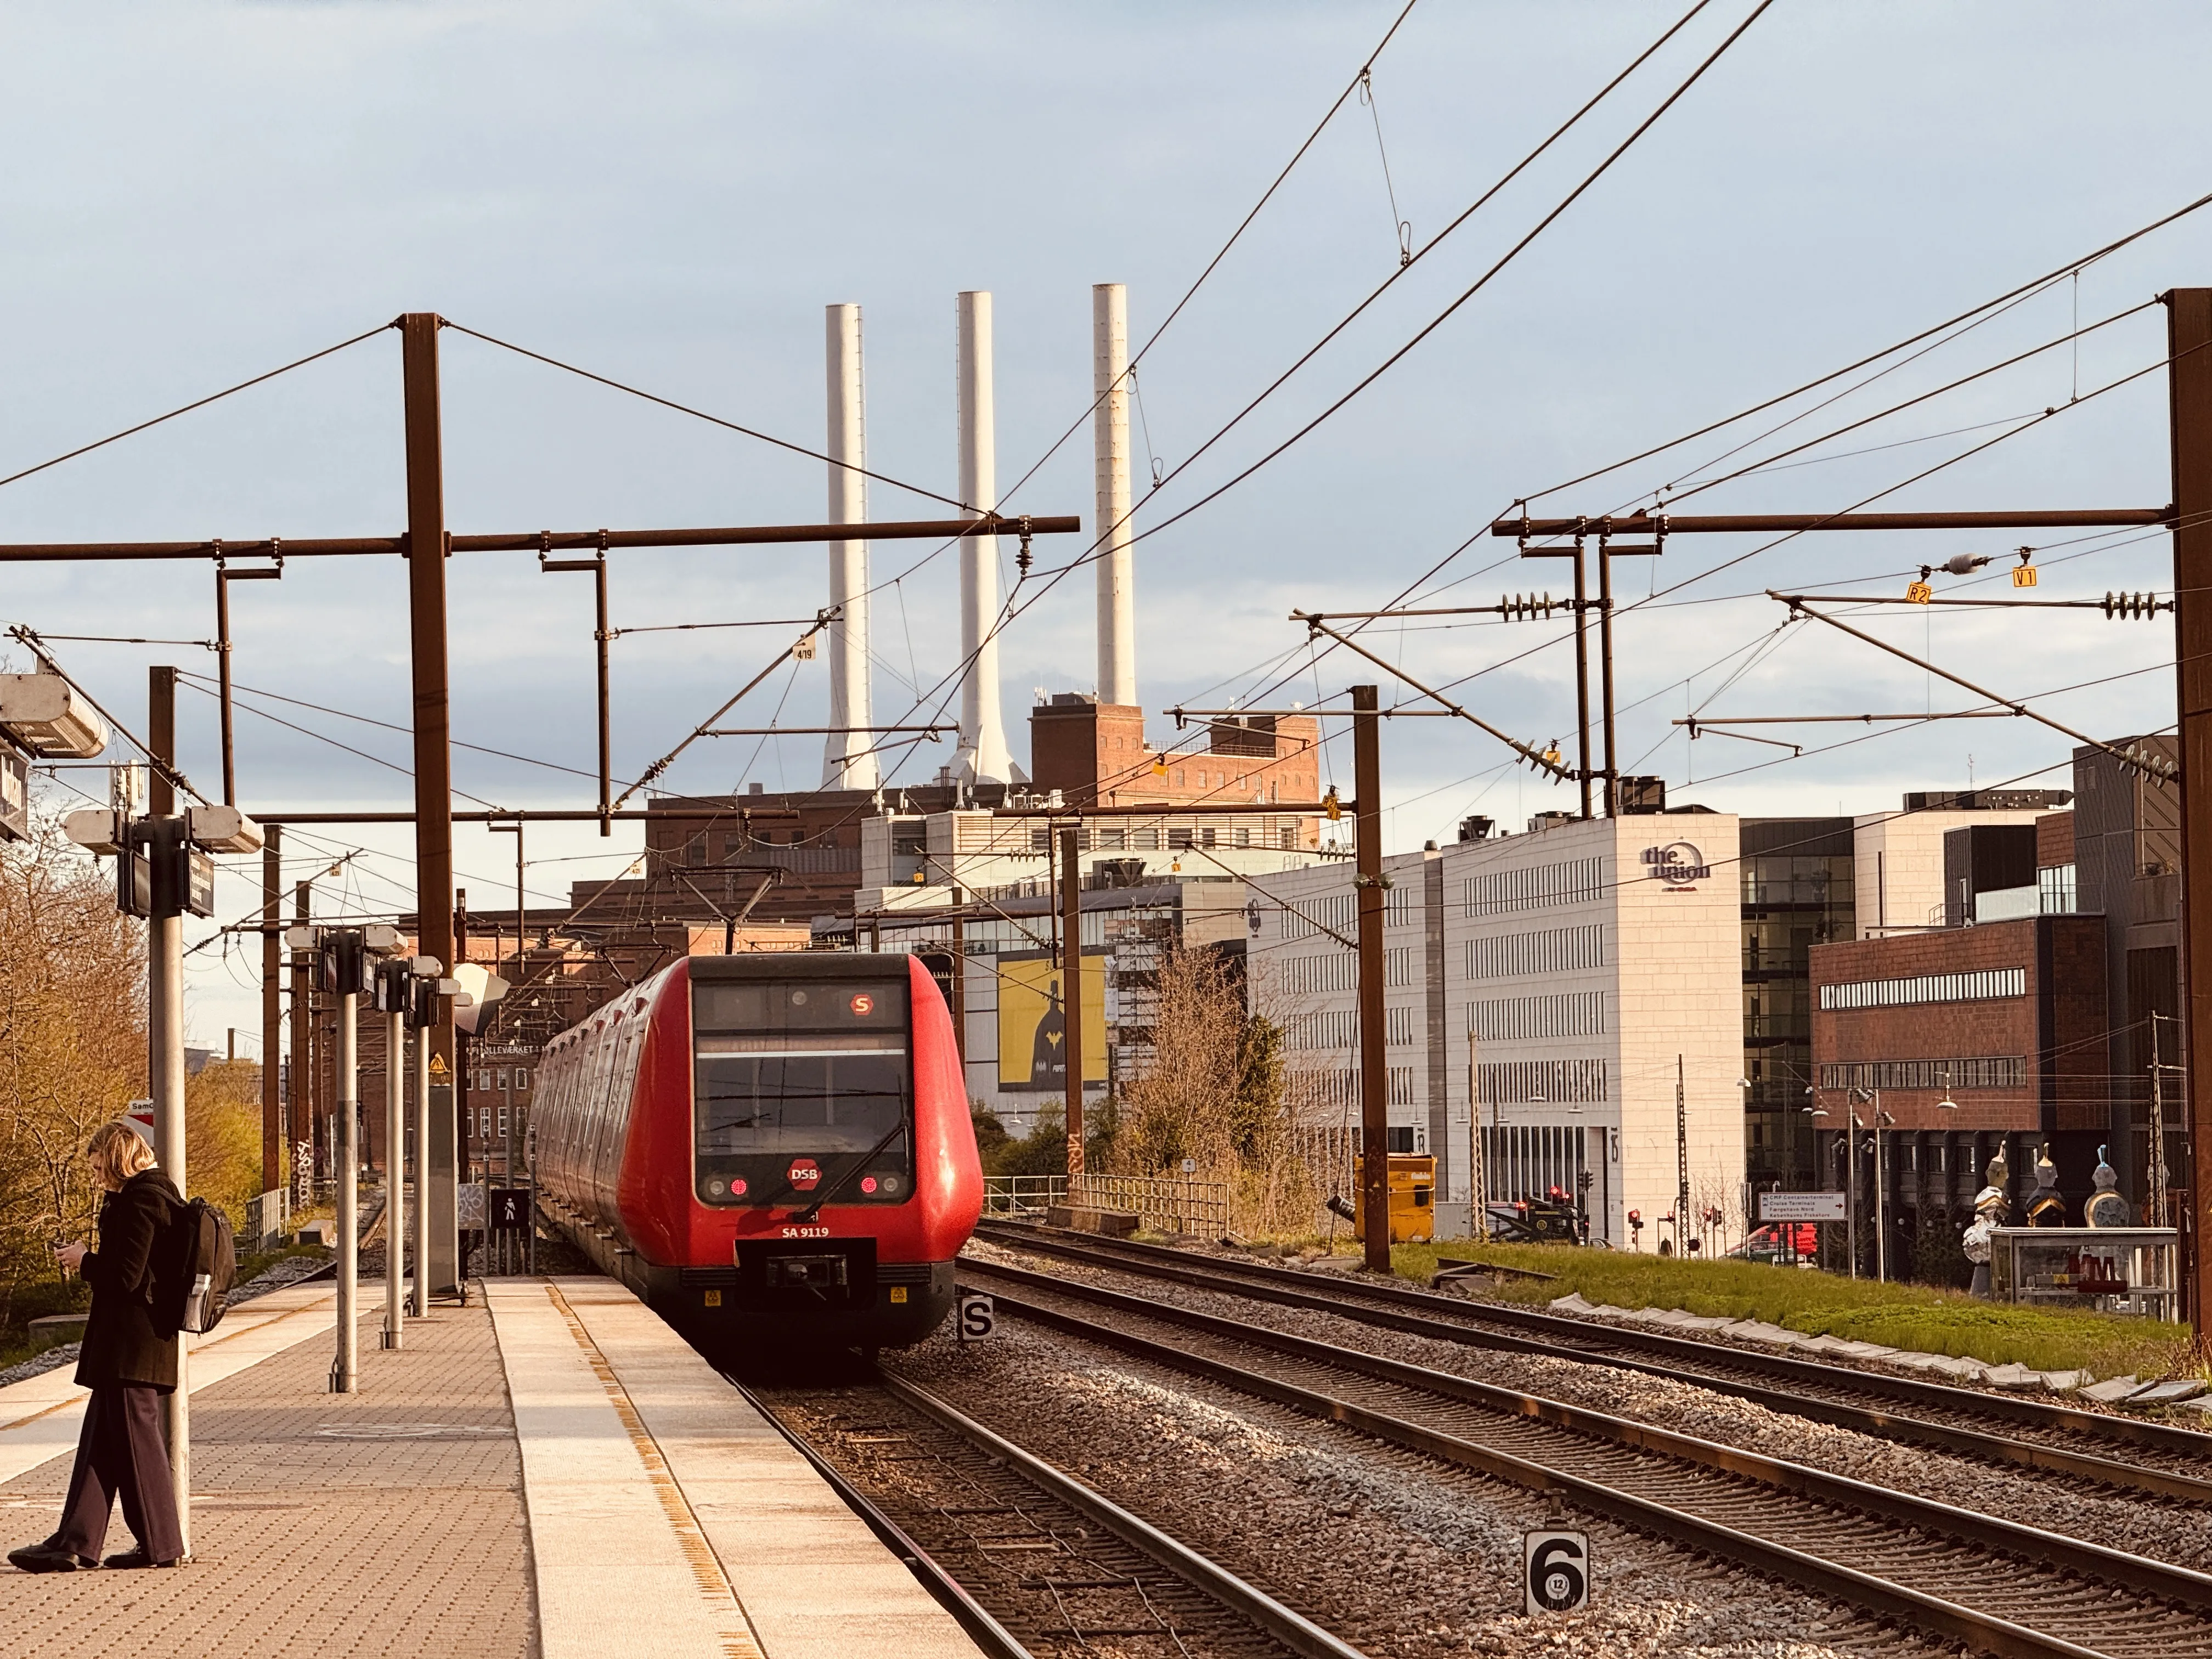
top-left (1283, 189), bottom-right (2212, 712)
top-left (1519, 187), bottom-right (2212, 512)
top-left (442, 321), bottom-right (966, 512)
top-left (0, 322), bottom-right (393, 496)
top-left (839, 2), bottom-right (1771, 808)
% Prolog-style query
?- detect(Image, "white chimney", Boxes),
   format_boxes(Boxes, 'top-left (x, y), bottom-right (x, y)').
top-left (955, 290), bottom-right (1013, 785)
top-left (822, 303), bottom-right (877, 790)
top-left (1093, 283), bottom-right (1136, 708)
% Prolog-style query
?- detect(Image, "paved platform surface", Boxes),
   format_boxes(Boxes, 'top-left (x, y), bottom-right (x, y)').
top-left (0, 1275), bottom-right (980, 1659)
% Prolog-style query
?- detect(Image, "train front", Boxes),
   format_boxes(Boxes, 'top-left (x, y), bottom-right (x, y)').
top-left (634, 953), bottom-right (982, 1351)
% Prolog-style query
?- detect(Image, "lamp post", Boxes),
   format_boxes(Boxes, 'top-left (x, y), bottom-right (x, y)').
top-left (1850, 1085), bottom-right (1897, 1282)
top-left (286, 923), bottom-right (409, 1392)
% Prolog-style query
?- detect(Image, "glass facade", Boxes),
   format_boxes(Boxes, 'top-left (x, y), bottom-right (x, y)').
top-left (1741, 821), bottom-right (1855, 1188)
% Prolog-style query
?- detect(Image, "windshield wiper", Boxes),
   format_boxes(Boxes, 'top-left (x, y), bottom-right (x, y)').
top-left (791, 1119), bottom-right (911, 1223)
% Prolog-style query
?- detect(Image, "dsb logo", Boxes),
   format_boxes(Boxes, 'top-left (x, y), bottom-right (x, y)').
top-left (956, 1290), bottom-right (995, 1344)
top-left (1523, 1530), bottom-right (1589, 1615)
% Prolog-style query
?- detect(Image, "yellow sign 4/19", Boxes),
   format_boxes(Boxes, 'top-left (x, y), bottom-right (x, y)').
top-left (996, 952), bottom-right (1108, 1091)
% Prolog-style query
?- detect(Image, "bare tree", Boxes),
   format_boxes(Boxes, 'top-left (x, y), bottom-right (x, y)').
top-left (0, 812), bottom-right (148, 1333)
top-left (1113, 945), bottom-right (1313, 1235)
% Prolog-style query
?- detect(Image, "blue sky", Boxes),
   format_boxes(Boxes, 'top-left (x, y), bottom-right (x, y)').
top-left (1, 1), bottom-right (2205, 1046)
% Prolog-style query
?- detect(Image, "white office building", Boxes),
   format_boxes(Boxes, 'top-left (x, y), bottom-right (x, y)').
top-left (1247, 812), bottom-right (1745, 1249)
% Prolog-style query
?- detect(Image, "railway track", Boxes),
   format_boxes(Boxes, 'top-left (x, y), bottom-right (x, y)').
top-left (959, 1251), bottom-right (2212, 1659)
top-left (972, 1220), bottom-right (2212, 1503)
top-left (741, 1366), bottom-right (1368, 1659)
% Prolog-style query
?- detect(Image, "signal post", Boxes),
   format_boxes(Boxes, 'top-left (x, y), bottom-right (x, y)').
top-left (1351, 686), bottom-right (1390, 1272)
top-left (2170, 289), bottom-right (2212, 1338)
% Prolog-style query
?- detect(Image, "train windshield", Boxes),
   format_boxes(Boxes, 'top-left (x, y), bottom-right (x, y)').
top-left (692, 977), bottom-right (912, 1207)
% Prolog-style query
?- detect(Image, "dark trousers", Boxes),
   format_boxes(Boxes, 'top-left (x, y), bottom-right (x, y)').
top-left (53, 1385), bottom-right (182, 1562)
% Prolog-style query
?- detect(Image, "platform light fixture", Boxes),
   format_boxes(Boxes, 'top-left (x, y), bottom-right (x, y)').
top-left (184, 804), bottom-right (264, 855)
top-left (0, 672), bottom-right (109, 759)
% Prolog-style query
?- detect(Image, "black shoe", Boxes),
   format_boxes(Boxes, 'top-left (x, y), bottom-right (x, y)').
top-left (100, 1547), bottom-right (181, 1570)
top-left (8, 1541), bottom-right (96, 1573)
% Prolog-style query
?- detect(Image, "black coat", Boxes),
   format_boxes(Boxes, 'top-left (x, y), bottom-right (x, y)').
top-left (75, 1169), bottom-right (182, 1391)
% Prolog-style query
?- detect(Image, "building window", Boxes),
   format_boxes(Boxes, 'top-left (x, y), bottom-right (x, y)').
top-left (1200, 826), bottom-right (1217, 849)
top-left (1285, 1009), bottom-right (1358, 1049)
top-left (1475, 1058), bottom-right (1608, 1106)
top-left (1282, 894), bottom-right (1354, 939)
top-left (1280, 951), bottom-right (1356, 993)
top-left (1817, 967), bottom-right (2025, 1011)
top-left (1463, 857), bottom-right (1605, 917)
top-left (1481, 1121), bottom-right (1590, 1206)
top-left (1173, 770), bottom-right (1186, 787)
top-left (1467, 991), bottom-right (1607, 1042)
top-left (1385, 1004), bottom-right (1414, 1046)
top-left (1134, 828), bottom-right (1160, 850)
top-left (1234, 825), bottom-right (1251, 849)
top-left (498, 1106), bottom-right (510, 1138)
top-left (1031, 828), bottom-right (1051, 852)
top-left (1099, 827), bottom-right (1126, 850)
top-left (1464, 924), bottom-right (1606, 980)
top-left (1170, 827), bottom-right (1194, 850)
top-left (2040, 864), bottom-right (2077, 914)
top-left (1819, 1056), bottom-right (2027, 1091)
top-left (686, 837), bottom-right (706, 866)
top-left (1279, 825), bottom-right (1297, 850)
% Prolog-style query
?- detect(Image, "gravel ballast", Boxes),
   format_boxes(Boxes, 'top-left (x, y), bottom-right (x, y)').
top-left (898, 1302), bottom-right (1940, 1658)
top-left (963, 1238), bottom-right (2212, 1577)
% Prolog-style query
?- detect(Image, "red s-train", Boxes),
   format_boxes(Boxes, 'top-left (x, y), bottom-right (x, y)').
top-left (531, 952), bottom-right (983, 1348)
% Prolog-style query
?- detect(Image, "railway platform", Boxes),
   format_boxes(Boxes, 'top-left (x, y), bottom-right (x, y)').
top-left (0, 1274), bottom-right (981, 1659)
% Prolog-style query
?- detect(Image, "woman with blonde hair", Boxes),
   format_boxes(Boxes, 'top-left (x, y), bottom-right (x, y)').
top-left (8, 1119), bottom-right (185, 1572)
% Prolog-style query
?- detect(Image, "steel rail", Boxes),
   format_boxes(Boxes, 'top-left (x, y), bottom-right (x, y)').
top-left (731, 1376), bottom-right (1036, 1659)
top-left (968, 1223), bottom-right (2212, 1504)
top-left (878, 1371), bottom-right (1370, 1659)
top-left (967, 1266), bottom-right (2204, 1659)
top-left (974, 1221), bottom-right (2212, 1462)
top-left (966, 1258), bottom-right (2212, 1613)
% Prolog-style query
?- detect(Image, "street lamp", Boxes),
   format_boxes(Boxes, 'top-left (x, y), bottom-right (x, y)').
top-left (286, 922), bottom-right (408, 1393)
top-left (1850, 1085), bottom-right (1896, 1282)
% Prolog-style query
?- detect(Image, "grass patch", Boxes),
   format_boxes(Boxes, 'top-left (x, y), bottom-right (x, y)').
top-left (1389, 1240), bottom-right (2194, 1381)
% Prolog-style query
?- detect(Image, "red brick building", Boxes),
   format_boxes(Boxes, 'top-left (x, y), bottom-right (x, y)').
top-left (1028, 696), bottom-right (1321, 809)
top-left (1809, 912), bottom-right (2108, 1251)
top-left (638, 696), bottom-right (1324, 923)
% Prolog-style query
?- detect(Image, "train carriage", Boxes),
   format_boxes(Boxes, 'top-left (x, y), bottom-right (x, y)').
top-left (532, 952), bottom-right (983, 1349)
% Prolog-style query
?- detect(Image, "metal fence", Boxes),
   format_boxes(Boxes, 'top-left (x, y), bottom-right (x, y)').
top-left (1286, 1125), bottom-right (1362, 1201)
top-left (245, 1187), bottom-right (291, 1251)
top-left (980, 1172), bottom-right (1232, 1235)
top-left (981, 1174), bottom-right (1067, 1216)
top-left (1071, 1173), bottom-right (1231, 1237)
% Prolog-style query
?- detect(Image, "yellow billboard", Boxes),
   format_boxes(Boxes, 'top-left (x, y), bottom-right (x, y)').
top-left (997, 951), bottom-right (1108, 1091)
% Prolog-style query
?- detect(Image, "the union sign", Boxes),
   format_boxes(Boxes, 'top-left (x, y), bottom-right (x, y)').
top-left (1641, 841), bottom-right (1711, 888)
